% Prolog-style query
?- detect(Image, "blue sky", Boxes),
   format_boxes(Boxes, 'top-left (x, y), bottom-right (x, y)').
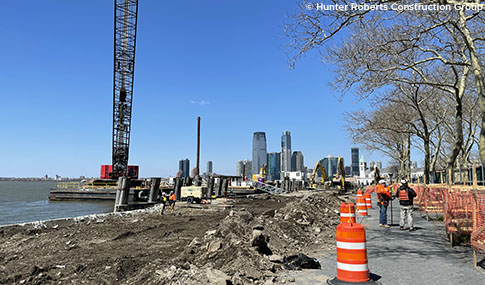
top-left (1, 0), bottom-right (385, 178)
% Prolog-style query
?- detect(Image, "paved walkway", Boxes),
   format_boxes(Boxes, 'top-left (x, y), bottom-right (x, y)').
top-left (287, 194), bottom-right (485, 284)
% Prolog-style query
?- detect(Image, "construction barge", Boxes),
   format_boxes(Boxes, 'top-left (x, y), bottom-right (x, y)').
top-left (48, 179), bottom-right (265, 202)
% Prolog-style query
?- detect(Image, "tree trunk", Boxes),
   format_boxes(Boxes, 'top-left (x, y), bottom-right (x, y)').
top-left (407, 135), bottom-right (411, 181)
top-left (458, 10), bottom-right (485, 164)
top-left (446, 96), bottom-right (463, 171)
top-left (424, 138), bottom-right (430, 183)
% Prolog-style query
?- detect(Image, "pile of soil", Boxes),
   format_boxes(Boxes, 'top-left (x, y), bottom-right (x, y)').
top-left (0, 191), bottom-right (348, 284)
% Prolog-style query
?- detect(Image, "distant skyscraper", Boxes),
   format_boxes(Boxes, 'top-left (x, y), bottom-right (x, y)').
top-left (351, 147), bottom-right (359, 176)
top-left (179, 159), bottom-right (190, 177)
top-left (281, 131), bottom-right (292, 172)
top-left (207, 161), bottom-right (213, 174)
top-left (344, 166), bottom-right (351, 176)
top-left (236, 160), bottom-right (252, 178)
top-left (252, 132), bottom-right (267, 174)
top-left (377, 160), bottom-right (382, 170)
top-left (291, 151), bottom-right (304, 171)
top-left (267, 152), bottom-right (281, 181)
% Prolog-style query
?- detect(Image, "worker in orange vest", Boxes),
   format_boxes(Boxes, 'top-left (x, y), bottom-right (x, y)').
top-left (376, 179), bottom-right (391, 227)
top-left (160, 191), bottom-right (170, 215)
top-left (396, 178), bottom-right (417, 231)
top-left (169, 191), bottom-right (176, 214)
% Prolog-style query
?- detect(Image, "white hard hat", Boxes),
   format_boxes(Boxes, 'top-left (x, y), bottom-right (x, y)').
top-left (401, 178), bottom-right (408, 184)
top-left (379, 179), bottom-right (386, 184)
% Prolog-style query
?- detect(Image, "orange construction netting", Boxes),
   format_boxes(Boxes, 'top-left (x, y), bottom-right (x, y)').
top-left (442, 187), bottom-right (474, 234)
top-left (471, 190), bottom-right (485, 253)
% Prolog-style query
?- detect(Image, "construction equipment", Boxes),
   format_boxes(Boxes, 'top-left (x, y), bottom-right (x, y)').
top-left (180, 186), bottom-right (209, 204)
top-left (309, 161), bottom-right (327, 189)
top-left (110, 0), bottom-right (139, 179)
top-left (252, 164), bottom-right (267, 181)
top-left (332, 156), bottom-right (351, 190)
top-left (373, 166), bottom-right (382, 185)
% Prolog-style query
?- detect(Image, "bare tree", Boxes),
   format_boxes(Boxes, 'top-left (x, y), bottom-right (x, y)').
top-left (286, 0), bottom-right (485, 167)
top-left (345, 104), bottom-right (413, 177)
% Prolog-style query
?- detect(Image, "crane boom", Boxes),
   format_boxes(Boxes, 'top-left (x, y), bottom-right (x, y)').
top-left (310, 161), bottom-right (327, 188)
top-left (111, 0), bottom-right (139, 179)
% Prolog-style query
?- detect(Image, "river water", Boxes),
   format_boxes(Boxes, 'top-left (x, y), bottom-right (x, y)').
top-left (0, 181), bottom-right (114, 226)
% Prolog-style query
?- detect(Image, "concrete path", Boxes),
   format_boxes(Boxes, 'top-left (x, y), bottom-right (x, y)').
top-left (287, 194), bottom-right (485, 284)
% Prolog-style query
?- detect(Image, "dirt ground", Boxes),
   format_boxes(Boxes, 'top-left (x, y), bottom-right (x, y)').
top-left (0, 190), bottom-right (349, 284)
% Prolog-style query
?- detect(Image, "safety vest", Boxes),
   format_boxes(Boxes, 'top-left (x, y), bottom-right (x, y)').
top-left (169, 194), bottom-right (176, 201)
top-left (376, 185), bottom-right (390, 205)
top-left (399, 189), bottom-right (409, 201)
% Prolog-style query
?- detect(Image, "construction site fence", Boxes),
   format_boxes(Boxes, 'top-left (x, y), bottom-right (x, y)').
top-left (364, 183), bottom-right (485, 253)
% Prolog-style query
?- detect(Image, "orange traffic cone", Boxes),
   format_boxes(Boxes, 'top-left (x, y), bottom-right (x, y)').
top-left (340, 202), bottom-right (356, 224)
top-left (327, 222), bottom-right (379, 284)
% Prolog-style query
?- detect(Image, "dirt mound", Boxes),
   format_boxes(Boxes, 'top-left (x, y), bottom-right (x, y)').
top-left (0, 191), bottom-right (347, 284)
top-left (129, 192), bottom-right (346, 284)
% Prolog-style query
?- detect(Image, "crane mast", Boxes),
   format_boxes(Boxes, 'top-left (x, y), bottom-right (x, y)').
top-left (111, 0), bottom-right (139, 179)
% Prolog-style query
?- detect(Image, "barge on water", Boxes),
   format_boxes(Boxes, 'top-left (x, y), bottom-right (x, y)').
top-left (49, 180), bottom-right (173, 202)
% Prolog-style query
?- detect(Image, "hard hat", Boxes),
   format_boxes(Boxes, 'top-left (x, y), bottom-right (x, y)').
top-left (379, 179), bottom-right (386, 184)
top-left (401, 178), bottom-right (408, 184)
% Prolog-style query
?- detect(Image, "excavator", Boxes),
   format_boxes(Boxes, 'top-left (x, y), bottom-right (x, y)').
top-left (252, 164), bottom-right (267, 181)
top-left (331, 156), bottom-right (351, 190)
top-left (373, 166), bottom-right (383, 184)
top-left (309, 161), bottom-right (327, 189)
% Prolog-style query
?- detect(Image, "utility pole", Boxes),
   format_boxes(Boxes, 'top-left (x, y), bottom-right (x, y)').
top-left (196, 116), bottom-right (201, 176)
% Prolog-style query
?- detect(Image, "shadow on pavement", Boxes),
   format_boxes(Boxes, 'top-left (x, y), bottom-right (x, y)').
top-left (369, 272), bottom-right (382, 281)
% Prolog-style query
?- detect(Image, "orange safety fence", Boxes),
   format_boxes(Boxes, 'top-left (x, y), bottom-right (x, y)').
top-left (424, 185), bottom-right (445, 215)
top-left (410, 184), bottom-right (427, 211)
top-left (442, 186), bottom-right (474, 235)
top-left (471, 190), bottom-right (485, 253)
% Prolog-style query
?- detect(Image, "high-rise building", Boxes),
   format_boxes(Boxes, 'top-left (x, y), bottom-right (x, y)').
top-left (351, 147), bottom-right (359, 176)
top-left (252, 132), bottom-right (267, 174)
top-left (291, 151), bottom-right (304, 171)
top-left (207, 161), bottom-right (213, 174)
top-left (281, 131), bottom-right (292, 172)
top-left (344, 166), bottom-right (351, 176)
top-left (236, 160), bottom-right (252, 179)
top-left (320, 155), bottom-right (341, 178)
top-left (267, 152), bottom-right (281, 181)
top-left (179, 159), bottom-right (190, 177)
top-left (377, 160), bottom-right (382, 170)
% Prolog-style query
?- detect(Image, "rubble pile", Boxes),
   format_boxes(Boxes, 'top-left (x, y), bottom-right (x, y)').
top-left (133, 191), bottom-right (346, 284)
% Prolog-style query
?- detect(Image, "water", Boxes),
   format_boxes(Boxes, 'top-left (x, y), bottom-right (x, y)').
top-left (0, 181), bottom-right (114, 226)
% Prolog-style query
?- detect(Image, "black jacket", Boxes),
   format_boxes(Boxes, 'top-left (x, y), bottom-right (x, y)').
top-left (396, 185), bottom-right (416, 206)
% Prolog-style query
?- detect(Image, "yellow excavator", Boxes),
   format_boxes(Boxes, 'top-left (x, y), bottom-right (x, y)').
top-left (309, 161), bottom-right (327, 189)
top-left (332, 156), bottom-right (350, 190)
top-left (252, 164), bottom-right (267, 181)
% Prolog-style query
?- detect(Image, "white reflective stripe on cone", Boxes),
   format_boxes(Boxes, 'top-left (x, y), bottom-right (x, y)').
top-left (336, 241), bottom-right (366, 250)
top-left (340, 213), bottom-right (355, 217)
top-left (337, 262), bottom-right (368, 272)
